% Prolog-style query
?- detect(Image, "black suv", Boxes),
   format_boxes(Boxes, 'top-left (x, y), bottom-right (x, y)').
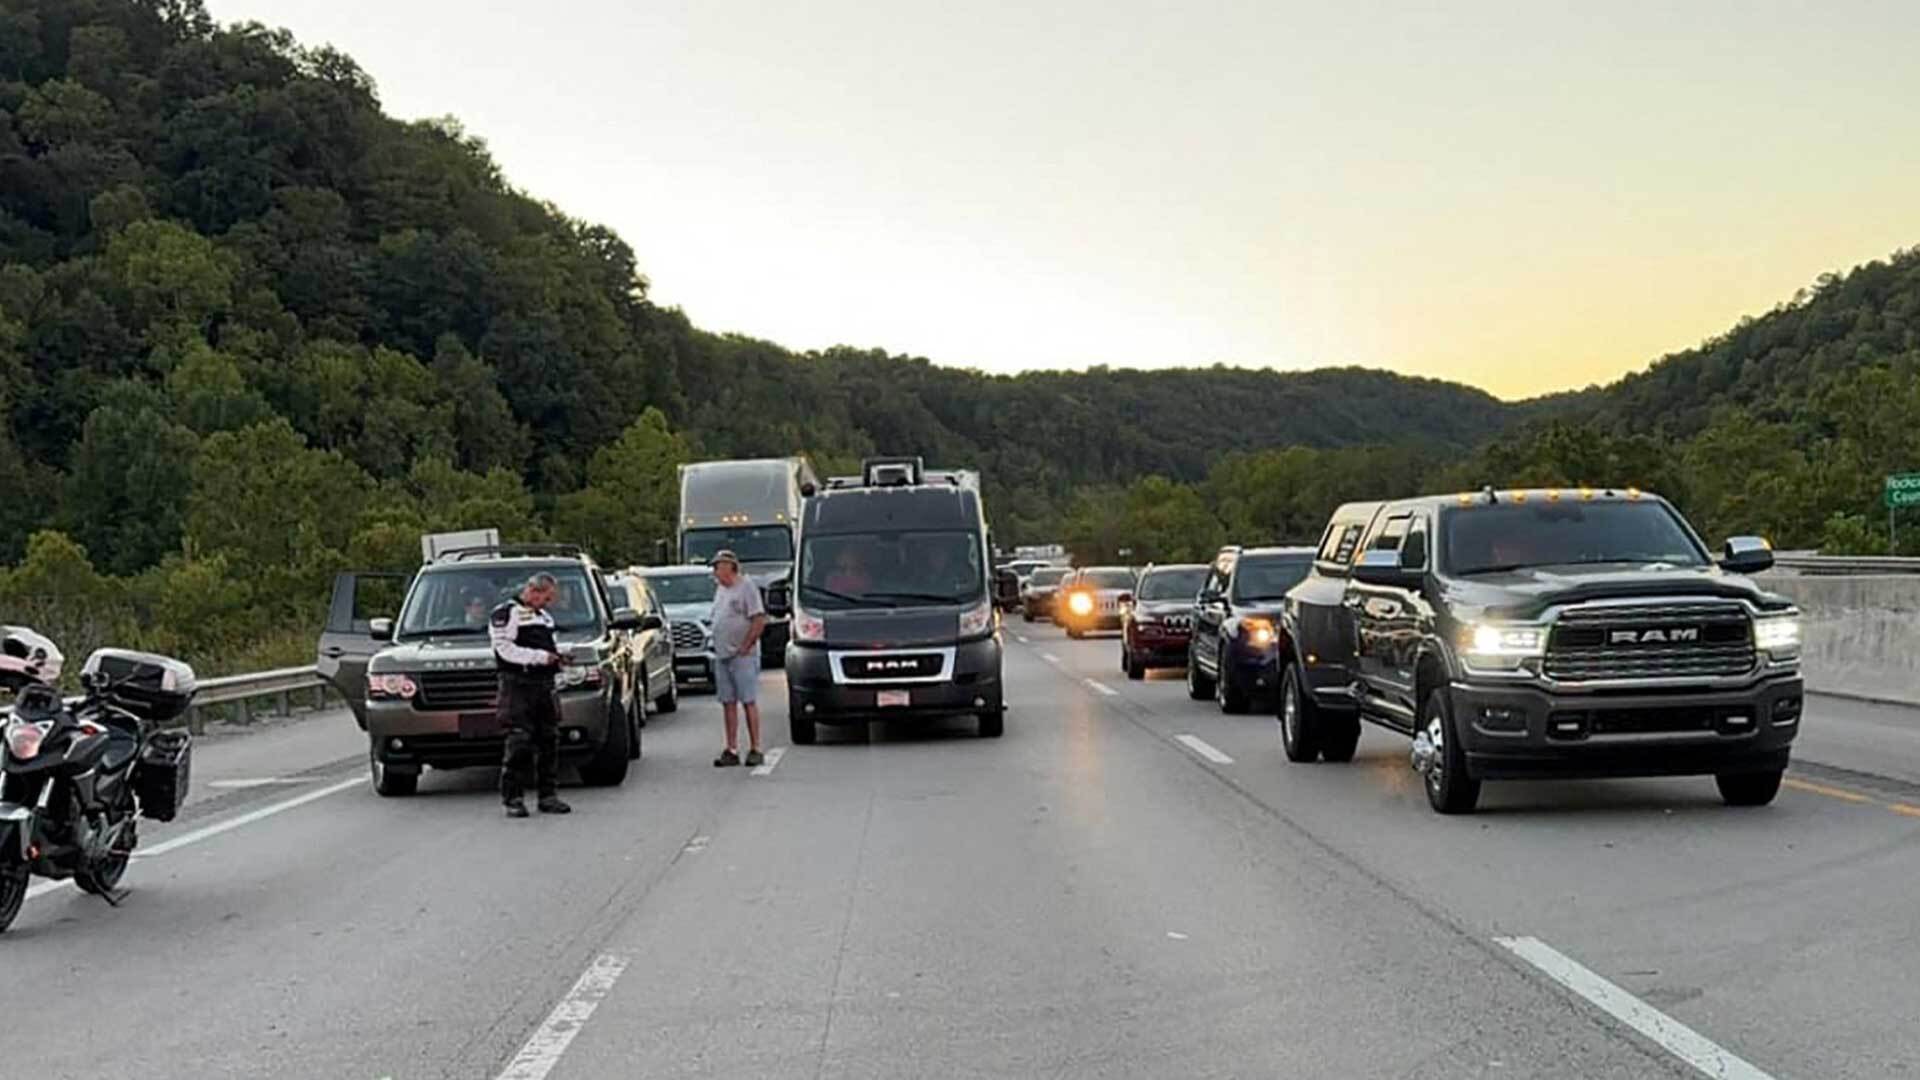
top-left (1187, 546), bottom-right (1315, 713)
top-left (1278, 489), bottom-right (1803, 813)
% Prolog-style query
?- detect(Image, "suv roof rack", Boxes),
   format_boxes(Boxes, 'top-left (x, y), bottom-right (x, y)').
top-left (436, 543), bottom-right (588, 564)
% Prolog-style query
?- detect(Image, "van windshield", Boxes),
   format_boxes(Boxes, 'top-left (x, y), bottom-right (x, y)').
top-left (397, 566), bottom-right (603, 639)
top-left (800, 531), bottom-right (985, 609)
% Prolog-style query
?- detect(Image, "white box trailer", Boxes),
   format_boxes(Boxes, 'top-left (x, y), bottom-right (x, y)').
top-left (421, 528), bottom-right (501, 564)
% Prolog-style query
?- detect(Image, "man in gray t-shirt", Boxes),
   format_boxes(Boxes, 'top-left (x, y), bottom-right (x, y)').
top-left (707, 550), bottom-right (768, 768)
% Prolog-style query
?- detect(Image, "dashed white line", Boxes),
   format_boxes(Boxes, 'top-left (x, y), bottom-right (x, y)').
top-left (1496, 936), bottom-right (1776, 1080)
top-left (495, 953), bottom-right (631, 1080)
top-left (1085, 678), bottom-right (1118, 697)
top-left (1015, 634), bottom-right (1030, 644)
top-left (750, 747), bottom-right (787, 777)
top-left (1040, 652), bottom-right (1062, 664)
top-left (1174, 734), bottom-right (1234, 765)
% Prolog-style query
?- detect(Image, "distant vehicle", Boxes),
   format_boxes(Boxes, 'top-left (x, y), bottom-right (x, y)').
top-left (318, 544), bottom-right (645, 796)
top-left (1056, 566), bottom-right (1138, 639)
top-left (604, 571), bottom-right (680, 717)
top-left (1120, 563), bottom-right (1209, 679)
top-left (786, 456), bottom-right (1004, 742)
top-left (676, 458), bottom-right (818, 666)
top-left (1020, 566), bottom-right (1071, 623)
top-left (1280, 489), bottom-right (1803, 814)
top-left (1188, 546), bottom-right (1314, 712)
top-left (994, 559), bottom-right (1054, 611)
top-left (635, 565), bottom-right (719, 689)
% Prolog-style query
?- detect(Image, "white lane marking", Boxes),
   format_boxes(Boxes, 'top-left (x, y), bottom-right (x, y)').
top-left (750, 747), bottom-right (786, 777)
top-left (1015, 634), bottom-right (1029, 644)
top-left (1085, 678), bottom-right (1118, 697)
top-left (1167, 931), bottom-right (1189, 941)
top-left (682, 835), bottom-right (710, 855)
top-left (1175, 734), bottom-right (1234, 765)
top-left (495, 954), bottom-right (631, 1080)
top-left (1040, 652), bottom-right (1061, 664)
top-left (207, 777), bottom-right (313, 789)
top-left (24, 775), bottom-right (363, 906)
top-left (1496, 936), bottom-right (1776, 1080)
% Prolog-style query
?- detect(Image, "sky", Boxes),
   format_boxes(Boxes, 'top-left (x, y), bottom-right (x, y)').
top-left (223, 0), bottom-right (1920, 400)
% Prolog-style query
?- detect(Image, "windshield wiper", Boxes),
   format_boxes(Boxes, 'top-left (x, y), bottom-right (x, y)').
top-left (860, 591), bottom-right (969, 605)
top-left (800, 585), bottom-right (875, 607)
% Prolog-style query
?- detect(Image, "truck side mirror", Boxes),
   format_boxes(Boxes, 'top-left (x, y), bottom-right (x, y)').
top-left (1352, 549), bottom-right (1421, 588)
top-left (369, 617), bottom-right (394, 642)
top-left (1719, 536), bottom-right (1774, 575)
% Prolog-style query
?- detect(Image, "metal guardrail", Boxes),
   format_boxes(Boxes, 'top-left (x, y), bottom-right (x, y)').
top-left (1769, 555), bottom-right (1920, 576)
top-left (3, 665), bottom-right (330, 734)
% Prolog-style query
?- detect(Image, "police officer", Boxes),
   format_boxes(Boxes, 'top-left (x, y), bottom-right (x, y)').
top-left (490, 573), bottom-right (572, 818)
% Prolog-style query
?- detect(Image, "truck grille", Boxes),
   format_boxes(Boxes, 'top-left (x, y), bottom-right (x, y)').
top-left (1545, 601), bottom-right (1754, 682)
top-left (671, 622), bottom-right (706, 652)
top-left (414, 670), bottom-right (498, 711)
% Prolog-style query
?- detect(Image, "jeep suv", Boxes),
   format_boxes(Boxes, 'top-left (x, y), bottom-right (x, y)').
top-left (318, 545), bottom-right (646, 796)
top-left (1120, 563), bottom-right (1208, 679)
top-left (1187, 546), bottom-right (1314, 713)
top-left (1278, 490), bottom-right (1802, 813)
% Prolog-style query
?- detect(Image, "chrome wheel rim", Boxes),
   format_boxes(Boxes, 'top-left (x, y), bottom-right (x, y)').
top-left (1282, 677), bottom-right (1299, 746)
top-left (1424, 711), bottom-right (1446, 795)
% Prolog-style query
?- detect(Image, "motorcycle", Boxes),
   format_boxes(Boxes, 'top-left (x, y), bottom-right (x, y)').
top-left (0, 643), bottom-right (195, 934)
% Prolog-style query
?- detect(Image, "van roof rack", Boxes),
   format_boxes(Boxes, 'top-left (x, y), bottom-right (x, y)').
top-left (437, 543), bottom-right (588, 564)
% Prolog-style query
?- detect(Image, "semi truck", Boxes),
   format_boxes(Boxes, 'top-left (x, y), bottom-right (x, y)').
top-left (676, 458), bottom-right (819, 665)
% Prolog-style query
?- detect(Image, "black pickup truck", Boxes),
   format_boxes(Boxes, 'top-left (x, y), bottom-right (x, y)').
top-left (1278, 489), bottom-right (1804, 814)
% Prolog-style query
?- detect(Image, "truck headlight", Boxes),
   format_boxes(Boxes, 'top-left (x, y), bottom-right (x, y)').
top-left (1462, 623), bottom-right (1545, 670)
top-left (959, 598), bottom-right (995, 638)
top-left (1753, 614), bottom-right (1801, 659)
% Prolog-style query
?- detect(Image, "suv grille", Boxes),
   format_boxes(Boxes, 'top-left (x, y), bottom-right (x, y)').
top-left (1545, 601), bottom-right (1754, 682)
top-left (414, 670), bottom-right (498, 712)
top-left (671, 622), bottom-right (706, 651)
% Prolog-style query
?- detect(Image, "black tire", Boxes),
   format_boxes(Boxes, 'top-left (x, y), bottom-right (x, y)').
top-left (579, 705), bottom-right (632, 787)
top-left (370, 740), bottom-right (418, 797)
top-left (1067, 626), bottom-right (1084, 640)
top-left (1022, 609), bottom-right (1034, 624)
top-left (1279, 665), bottom-right (1321, 762)
top-left (1125, 650), bottom-right (1146, 680)
top-left (978, 709), bottom-right (1005, 738)
top-left (1717, 769), bottom-right (1784, 807)
top-left (1318, 714), bottom-right (1362, 763)
top-left (789, 691), bottom-right (817, 746)
top-left (1186, 648), bottom-right (1215, 700)
top-left (1216, 641), bottom-right (1250, 714)
top-left (1419, 689), bottom-right (1480, 814)
top-left (627, 694), bottom-right (644, 759)
top-left (655, 671), bottom-right (679, 714)
top-left (0, 866), bottom-right (26, 935)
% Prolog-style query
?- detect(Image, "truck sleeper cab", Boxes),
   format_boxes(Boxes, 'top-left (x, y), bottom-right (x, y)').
top-left (1278, 490), bottom-right (1803, 814)
top-left (784, 457), bottom-right (1005, 743)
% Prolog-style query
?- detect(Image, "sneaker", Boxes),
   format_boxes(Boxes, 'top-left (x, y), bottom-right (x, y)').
top-left (537, 796), bottom-right (572, 815)
top-left (504, 799), bottom-right (530, 819)
top-left (713, 749), bottom-right (741, 767)
top-left (744, 749), bottom-right (765, 768)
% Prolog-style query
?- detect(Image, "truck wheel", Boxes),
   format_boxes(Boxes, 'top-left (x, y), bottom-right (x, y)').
top-left (579, 707), bottom-right (632, 787)
top-left (1419, 690), bottom-right (1479, 814)
top-left (1716, 769), bottom-right (1783, 807)
top-left (789, 691), bottom-right (817, 746)
top-left (1186, 649), bottom-right (1215, 701)
top-left (656, 672), bottom-right (679, 714)
top-left (977, 709), bottom-right (1004, 738)
top-left (370, 740), bottom-right (418, 798)
top-left (1279, 666), bottom-right (1321, 762)
top-left (1318, 714), bottom-right (1361, 763)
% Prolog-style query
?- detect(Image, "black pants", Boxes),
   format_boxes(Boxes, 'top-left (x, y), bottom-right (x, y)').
top-left (499, 674), bottom-right (560, 802)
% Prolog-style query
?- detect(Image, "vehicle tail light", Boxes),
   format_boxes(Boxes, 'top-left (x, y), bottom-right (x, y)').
top-left (368, 674), bottom-right (418, 700)
top-left (5, 721), bottom-right (49, 761)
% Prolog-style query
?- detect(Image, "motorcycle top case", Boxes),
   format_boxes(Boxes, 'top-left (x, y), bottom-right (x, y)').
top-left (81, 648), bottom-right (197, 724)
top-left (135, 730), bottom-right (191, 822)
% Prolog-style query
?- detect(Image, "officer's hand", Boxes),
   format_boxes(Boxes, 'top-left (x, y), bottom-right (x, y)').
top-left (550, 652), bottom-right (570, 667)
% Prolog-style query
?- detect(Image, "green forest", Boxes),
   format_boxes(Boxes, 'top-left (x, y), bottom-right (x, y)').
top-left (2, 0), bottom-right (1918, 674)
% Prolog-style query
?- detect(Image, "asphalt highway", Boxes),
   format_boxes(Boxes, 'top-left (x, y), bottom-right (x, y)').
top-left (4, 625), bottom-right (1918, 1079)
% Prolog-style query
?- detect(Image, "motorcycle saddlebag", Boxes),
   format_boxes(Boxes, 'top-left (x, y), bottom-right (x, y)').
top-left (134, 730), bottom-right (192, 822)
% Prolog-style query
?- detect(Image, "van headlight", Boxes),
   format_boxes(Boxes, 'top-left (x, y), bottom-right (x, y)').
top-left (1753, 614), bottom-right (1801, 660)
top-left (792, 605), bottom-right (826, 644)
top-left (959, 598), bottom-right (995, 638)
top-left (1462, 622), bottom-right (1546, 671)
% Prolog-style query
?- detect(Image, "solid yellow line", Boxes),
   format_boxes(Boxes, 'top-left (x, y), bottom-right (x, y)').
top-left (1781, 777), bottom-right (1873, 804)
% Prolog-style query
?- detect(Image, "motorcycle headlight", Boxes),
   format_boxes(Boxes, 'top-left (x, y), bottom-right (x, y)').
top-left (959, 598), bottom-right (995, 638)
top-left (5, 720), bottom-right (48, 761)
top-left (1462, 622), bottom-right (1546, 671)
top-left (367, 673), bottom-right (418, 700)
top-left (1754, 614), bottom-right (1801, 659)
top-left (792, 605), bottom-right (826, 644)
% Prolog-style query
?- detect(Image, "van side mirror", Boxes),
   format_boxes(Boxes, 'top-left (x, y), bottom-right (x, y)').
top-left (1352, 549), bottom-right (1422, 588)
top-left (1719, 536), bottom-right (1774, 575)
top-left (369, 617), bottom-right (394, 642)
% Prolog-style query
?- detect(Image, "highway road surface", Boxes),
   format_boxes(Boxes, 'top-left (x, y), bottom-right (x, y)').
top-left (6, 624), bottom-right (1919, 1079)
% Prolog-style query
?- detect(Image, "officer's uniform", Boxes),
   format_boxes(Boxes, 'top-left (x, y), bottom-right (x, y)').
top-left (490, 598), bottom-right (561, 804)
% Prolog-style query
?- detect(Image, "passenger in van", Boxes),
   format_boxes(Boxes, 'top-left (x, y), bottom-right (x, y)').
top-left (920, 540), bottom-right (976, 599)
top-left (825, 547), bottom-right (874, 596)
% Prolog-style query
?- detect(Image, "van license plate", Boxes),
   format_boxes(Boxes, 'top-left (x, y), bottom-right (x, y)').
top-left (876, 690), bottom-right (910, 708)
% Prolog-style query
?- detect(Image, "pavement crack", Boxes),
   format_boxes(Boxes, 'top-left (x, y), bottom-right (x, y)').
top-left (813, 788), bottom-right (876, 1080)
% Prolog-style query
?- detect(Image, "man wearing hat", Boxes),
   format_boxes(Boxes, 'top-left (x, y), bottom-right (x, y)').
top-left (708, 550), bottom-right (768, 767)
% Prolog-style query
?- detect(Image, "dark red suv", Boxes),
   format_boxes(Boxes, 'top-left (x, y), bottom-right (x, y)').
top-left (1120, 563), bottom-right (1210, 679)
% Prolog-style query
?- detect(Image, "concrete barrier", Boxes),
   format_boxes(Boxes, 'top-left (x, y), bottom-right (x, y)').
top-left (1759, 573), bottom-right (1920, 706)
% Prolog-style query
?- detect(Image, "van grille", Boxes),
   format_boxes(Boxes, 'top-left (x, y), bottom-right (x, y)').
top-left (1545, 601), bottom-right (1754, 682)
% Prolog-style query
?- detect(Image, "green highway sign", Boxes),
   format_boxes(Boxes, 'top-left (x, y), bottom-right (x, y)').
top-left (1885, 473), bottom-right (1920, 509)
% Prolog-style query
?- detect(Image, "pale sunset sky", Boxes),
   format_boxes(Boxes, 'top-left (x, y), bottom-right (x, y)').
top-left (225, 0), bottom-right (1920, 399)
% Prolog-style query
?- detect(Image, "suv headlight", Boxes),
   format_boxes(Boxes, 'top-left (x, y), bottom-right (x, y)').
top-left (556, 664), bottom-right (604, 690)
top-left (1067, 591), bottom-right (1094, 616)
top-left (959, 597), bottom-right (995, 638)
top-left (1754, 614), bottom-right (1801, 660)
top-left (792, 605), bottom-right (826, 644)
top-left (1462, 622), bottom-right (1546, 671)
top-left (368, 673), bottom-right (418, 700)
top-left (1240, 617), bottom-right (1276, 648)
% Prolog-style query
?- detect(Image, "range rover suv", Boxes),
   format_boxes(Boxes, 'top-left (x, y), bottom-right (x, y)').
top-left (318, 545), bottom-right (647, 796)
top-left (1278, 489), bottom-right (1802, 813)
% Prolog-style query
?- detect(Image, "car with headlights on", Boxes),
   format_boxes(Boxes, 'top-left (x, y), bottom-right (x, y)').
top-left (1120, 563), bottom-right (1208, 679)
top-left (1020, 566), bottom-right (1070, 623)
top-left (1277, 488), bottom-right (1803, 814)
top-left (1056, 566), bottom-right (1138, 638)
top-left (1188, 546), bottom-right (1313, 713)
